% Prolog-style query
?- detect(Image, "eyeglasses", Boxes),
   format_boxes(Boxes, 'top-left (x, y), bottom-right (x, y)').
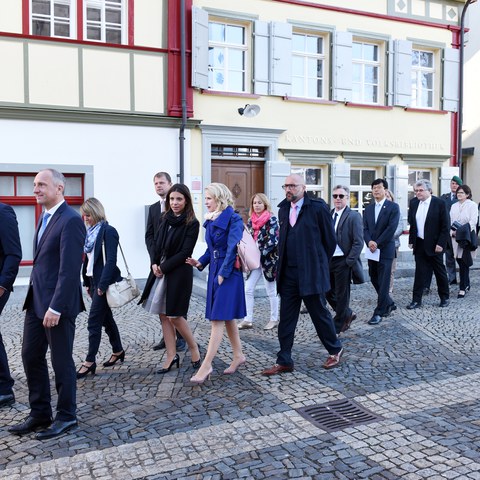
top-left (332, 194), bottom-right (345, 199)
top-left (282, 184), bottom-right (301, 190)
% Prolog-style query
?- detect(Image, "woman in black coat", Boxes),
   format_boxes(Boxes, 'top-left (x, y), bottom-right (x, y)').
top-left (140, 184), bottom-right (201, 374)
top-left (77, 198), bottom-right (125, 379)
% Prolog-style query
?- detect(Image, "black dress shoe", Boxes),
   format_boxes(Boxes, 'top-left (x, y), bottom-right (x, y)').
top-left (439, 299), bottom-right (450, 307)
top-left (153, 338), bottom-right (166, 351)
top-left (384, 303), bottom-right (397, 317)
top-left (36, 419), bottom-right (78, 440)
top-left (0, 393), bottom-right (15, 408)
top-left (8, 415), bottom-right (52, 435)
top-left (423, 287), bottom-right (431, 295)
top-left (407, 302), bottom-right (421, 310)
top-left (449, 279), bottom-right (457, 285)
top-left (176, 338), bottom-right (187, 352)
top-left (368, 315), bottom-right (382, 325)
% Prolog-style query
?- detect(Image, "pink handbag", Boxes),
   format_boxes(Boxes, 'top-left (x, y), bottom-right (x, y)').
top-left (236, 225), bottom-right (261, 274)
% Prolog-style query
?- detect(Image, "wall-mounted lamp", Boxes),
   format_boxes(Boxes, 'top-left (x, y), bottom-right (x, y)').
top-left (238, 104), bottom-right (261, 118)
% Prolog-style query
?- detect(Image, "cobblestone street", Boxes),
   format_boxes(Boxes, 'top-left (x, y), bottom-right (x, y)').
top-left (0, 271), bottom-right (480, 479)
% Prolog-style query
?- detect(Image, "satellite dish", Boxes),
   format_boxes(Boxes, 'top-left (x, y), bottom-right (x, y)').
top-left (238, 104), bottom-right (261, 118)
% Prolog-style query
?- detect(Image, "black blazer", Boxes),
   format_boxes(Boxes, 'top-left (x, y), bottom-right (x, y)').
top-left (0, 203), bottom-right (22, 292)
top-left (408, 196), bottom-right (449, 256)
top-left (145, 201), bottom-right (163, 263)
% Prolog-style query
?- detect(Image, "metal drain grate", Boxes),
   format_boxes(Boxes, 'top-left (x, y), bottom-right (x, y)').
top-left (296, 399), bottom-right (382, 432)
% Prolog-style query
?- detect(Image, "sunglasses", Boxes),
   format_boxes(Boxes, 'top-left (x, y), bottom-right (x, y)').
top-left (332, 194), bottom-right (345, 199)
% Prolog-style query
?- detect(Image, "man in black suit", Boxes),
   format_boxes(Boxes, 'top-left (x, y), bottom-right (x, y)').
top-left (9, 169), bottom-right (85, 440)
top-left (326, 186), bottom-right (364, 334)
top-left (407, 179), bottom-right (450, 309)
top-left (145, 172), bottom-right (185, 352)
top-left (363, 179), bottom-right (400, 325)
top-left (0, 203), bottom-right (22, 408)
top-left (261, 174), bottom-right (343, 375)
top-left (440, 175), bottom-right (462, 285)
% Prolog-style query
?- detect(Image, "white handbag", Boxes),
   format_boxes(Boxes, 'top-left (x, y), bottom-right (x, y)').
top-left (103, 242), bottom-right (140, 308)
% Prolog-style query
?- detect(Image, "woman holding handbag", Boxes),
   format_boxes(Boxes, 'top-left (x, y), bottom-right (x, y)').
top-left (186, 183), bottom-right (247, 384)
top-left (140, 184), bottom-right (201, 374)
top-left (238, 193), bottom-right (279, 330)
top-left (77, 198), bottom-right (125, 379)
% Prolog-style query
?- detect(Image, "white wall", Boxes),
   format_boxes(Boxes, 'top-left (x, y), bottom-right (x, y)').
top-left (0, 118), bottom-right (190, 279)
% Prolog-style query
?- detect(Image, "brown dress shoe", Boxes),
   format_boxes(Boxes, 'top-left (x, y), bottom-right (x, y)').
top-left (323, 348), bottom-right (344, 369)
top-left (341, 313), bottom-right (357, 333)
top-left (261, 364), bottom-right (294, 376)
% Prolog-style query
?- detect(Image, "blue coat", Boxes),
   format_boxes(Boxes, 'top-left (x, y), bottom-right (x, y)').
top-left (198, 206), bottom-right (246, 320)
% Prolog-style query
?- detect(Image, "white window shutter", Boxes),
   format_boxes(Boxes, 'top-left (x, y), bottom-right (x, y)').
top-left (386, 40), bottom-right (395, 106)
top-left (270, 22), bottom-right (292, 96)
top-left (191, 7), bottom-right (209, 89)
top-left (332, 31), bottom-right (352, 102)
top-left (393, 39), bottom-right (412, 107)
top-left (442, 48), bottom-right (459, 112)
top-left (253, 21), bottom-right (270, 95)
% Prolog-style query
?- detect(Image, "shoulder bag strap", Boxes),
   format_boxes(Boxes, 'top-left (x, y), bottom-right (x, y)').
top-left (103, 241), bottom-right (132, 276)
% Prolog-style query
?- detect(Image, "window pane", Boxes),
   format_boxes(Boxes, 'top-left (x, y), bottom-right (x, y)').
top-left (352, 42), bottom-right (362, 59)
top-left (65, 177), bottom-right (82, 196)
top-left (106, 8), bottom-right (121, 24)
top-left (209, 23), bottom-right (225, 42)
top-left (106, 28), bottom-right (121, 44)
top-left (54, 4), bottom-right (70, 18)
top-left (32, 0), bottom-right (50, 15)
top-left (292, 56), bottom-right (303, 75)
top-left (87, 26), bottom-right (101, 40)
top-left (54, 22), bottom-right (70, 37)
top-left (229, 49), bottom-right (244, 70)
top-left (361, 170), bottom-right (376, 186)
top-left (364, 44), bottom-right (378, 61)
top-left (292, 77), bottom-right (303, 96)
top-left (226, 25), bottom-right (244, 45)
top-left (306, 169), bottom-right (321, 185)
top-left (87, 7), bottom-right (101, 22)
top-left (307, 57), bottom-right (317, 77)
top-left (229, 71), bottom-right (244, 91)
top-left (420, 51), bottom-right (433, 67)
top-left (17, 176), bottom-right (36, 196)
top-left (422, 72), bottom-right (433, 89)
top-left (350, 170), bottom-right (360, 185)
top-left (12, 206), bottom-right (36, 262)
top-left (306, 35), bottom-right (322, 54)
top-left (0, 176), bottom-right (14, 196)
top-left (365, 65), bottom-right (378, 83)
top-left (352, 84), bottom-right (361, 102)
top-left (292, 34), bottom-right (304, 51)
top-left (353, 64), bottom-right (361, 82)
top-left (412, 50), bottom-right (419, 66)
top-left (365, 85), bottom-right (378, 103)
top-left (350, 191), bottom-right (359, 210)
top-left (32, 19), bottom-right (51, 36)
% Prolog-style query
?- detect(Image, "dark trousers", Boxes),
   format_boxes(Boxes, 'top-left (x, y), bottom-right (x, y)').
top-left (368, 257), bottom-right (394, 316)
top-left (86, 285), bottom-right (123, 363)
top-left (0, 291), bottom-right (14, 395)
top-left (277, 267), bottom-right (342, 367)
top-left (22, 310), bottom-right (77, 421)
top-left (456, 257), bottom-right (470, 291)
top-left (413, 238), bottom-right (450, 303)
top-left (326, 256), bottom-right (352, 334)
top-left (445, 240), bottom-right (457, 282)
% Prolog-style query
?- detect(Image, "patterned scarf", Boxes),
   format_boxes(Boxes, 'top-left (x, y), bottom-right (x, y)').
top-left (84, 221), bottom-right (103, 253)
top-left (250, 210), bottom-right (271, 241)
top-left (204, 209), bottom-right (223, 221)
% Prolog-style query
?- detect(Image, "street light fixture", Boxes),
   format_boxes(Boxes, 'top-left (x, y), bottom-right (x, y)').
top-left (457, 0), bottom-right (477, 178)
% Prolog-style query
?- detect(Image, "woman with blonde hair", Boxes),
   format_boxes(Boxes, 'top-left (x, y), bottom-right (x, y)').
top-left (186, 183), bottom-right (246, 383)
top-left (77, 198), bottom-right (125, 378)
top-left (238, 193), bottom-right (279, 330)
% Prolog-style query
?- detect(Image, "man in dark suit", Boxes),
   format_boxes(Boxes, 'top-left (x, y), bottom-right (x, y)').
top-left (440, 175), bottom-right (462, 285)
top-left (407, 179), bottom-right (450, 309)
top-left (326, 186), bottom-right (364, 334)
top-left (8, 169), bottom-right (85, 440)
top-left (262, 174), bottom-right (343, 376)
top-left (0, 203), bottom-right (22, 408)
top-left (145, 172), bottom-right (186, 352)
top-left (363, 178), bottom-right (400, 325)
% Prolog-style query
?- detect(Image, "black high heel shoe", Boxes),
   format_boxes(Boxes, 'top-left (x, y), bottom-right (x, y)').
top-left (192, 345), bottom-right (202, 369)
top-left (156, 354), bottom-right (180, 374)
top-left (103, 351), bottom-right (125, 367)
top-left (76, 363), bottom-right (96, 379)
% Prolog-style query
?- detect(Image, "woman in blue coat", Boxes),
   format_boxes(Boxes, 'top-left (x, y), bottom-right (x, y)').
top-left (186, 183), bottom-right (246, 383)
top-left (77, 198), bottom-right (125, 378)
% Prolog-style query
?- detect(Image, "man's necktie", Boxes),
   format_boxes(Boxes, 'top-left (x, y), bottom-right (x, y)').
top-left (289, 204), bottom-right (298, 227)
top-left (333, 212), bottom-right (338, 230)
top-left (37, 213), bottom-right (51, 244)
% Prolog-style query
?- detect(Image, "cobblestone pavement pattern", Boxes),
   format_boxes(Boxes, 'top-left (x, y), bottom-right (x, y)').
top-left (1, 272), bottom-right (480, 479)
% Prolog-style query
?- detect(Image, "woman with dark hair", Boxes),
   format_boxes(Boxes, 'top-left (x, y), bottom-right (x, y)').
top-left (140, 184), bottom-right (201, 373)
top-left (77, 197), bottom-right (125, 379)
top-left (450, 184), bottom-right (478, 298)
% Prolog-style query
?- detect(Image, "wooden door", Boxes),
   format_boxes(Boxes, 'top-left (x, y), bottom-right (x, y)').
top-left (212, 160), bottom-right (264, 223)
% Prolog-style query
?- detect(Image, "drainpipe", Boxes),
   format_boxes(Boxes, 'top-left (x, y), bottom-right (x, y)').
top-left (179, 0), bottom-right (187, 184)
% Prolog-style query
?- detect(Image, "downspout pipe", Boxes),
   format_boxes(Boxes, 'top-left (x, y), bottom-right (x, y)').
top-left (179, 0), bottom-right (187, 184)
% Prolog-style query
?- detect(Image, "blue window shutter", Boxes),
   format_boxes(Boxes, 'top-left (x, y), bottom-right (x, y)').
top-left (393, 39), bottom-right (412, 107)
top-left (270, 22), bottom-right (292, 96)
top-left (254, 20), bottom-right (270, 95)
top-left (442, 48), bottom-right (459, 112)
top-left (386, 40), bottom-right (394, 106)
top-left (332, 31), bottom-right (352, 102)
top-left (191, 7), bottom-right (209, 89)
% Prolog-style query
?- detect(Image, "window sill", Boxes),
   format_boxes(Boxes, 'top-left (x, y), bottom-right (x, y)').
top-left (404, 107), bottom-right (448, 114)
top-left (282, 96), bottom-right (336, 105)
top-left (200, 90), bottom-right (260, 99)
top-left (345, 102), bottom-right (393, 110)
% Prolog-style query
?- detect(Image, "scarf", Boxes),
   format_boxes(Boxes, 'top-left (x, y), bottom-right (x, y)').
top-left (204, 209), bottom-right (223, 221)
top-left (250, 210), bottom-right (271, 241)
top-left (84, 221), bottom-right (103, 253)
top-left (157, 210), bottom-right (188, 255)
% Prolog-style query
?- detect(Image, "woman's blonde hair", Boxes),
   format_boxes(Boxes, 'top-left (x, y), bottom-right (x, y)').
top-left (249, 193), bottom-right (272, 216)
top-left (385, 189), bottom-right (395, 202)
top-left (205, 183), bottom-right (234, 211)
top-left (80, 197), bottom-right (107, 225)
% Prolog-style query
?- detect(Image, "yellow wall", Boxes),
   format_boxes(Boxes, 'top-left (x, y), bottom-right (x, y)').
top-left (0, 0), bottom-right (22, 34)
top-left (134, 0), bottom-right (167, 49)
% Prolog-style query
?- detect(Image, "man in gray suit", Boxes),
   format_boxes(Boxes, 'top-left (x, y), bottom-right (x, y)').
top-left (326, 186), bottom-right (364, 334)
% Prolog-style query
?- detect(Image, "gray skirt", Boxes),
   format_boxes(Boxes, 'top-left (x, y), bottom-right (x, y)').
top-left (142, 276), bottom-right (167, 315)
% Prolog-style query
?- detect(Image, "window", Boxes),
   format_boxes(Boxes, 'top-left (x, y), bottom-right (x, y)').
top-left (85, 0), bottom-right (125, 44)
top-left (411, 48), bottom-right (435, 108)
top-left (0, 173), bottom-right (84, 265)
top-left (31, 0), bottom-right (74, 38)
top-left (208, 19), bottom-right (248, 92)
top-left (352, 40), bottom-right (381, 104)
top-left (350, 168), bottom-right (377, 215)
top-left (291, 167), bottom-right (324, 199)
top-left (408, 169), bottom-right (432, 202)
top-left (211, 145), bottom-right (266, 158)
top-left (292, 32), bottom-right (326, 99)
